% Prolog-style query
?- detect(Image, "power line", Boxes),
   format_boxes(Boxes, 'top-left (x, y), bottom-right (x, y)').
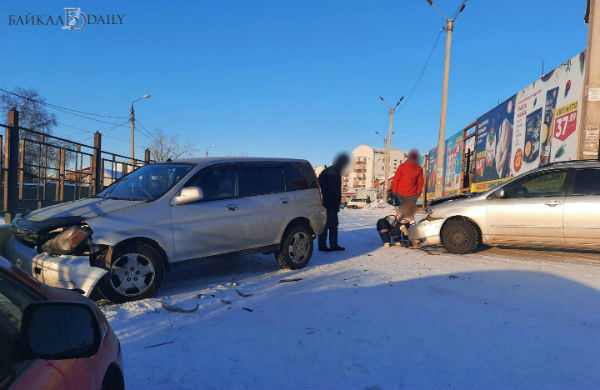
top-left (396, 29), bottom-right (443, 113)
top-left (0, 87), bottom-right (128, 120)
top-left (47, 104), bottom-right (129, 127)
top-left (134, 119), bottom-right (157, 142)
top-left (55, 121), bottom-right (147, 149)
top-left (101, 120), bottom-right (131, 134)
top-left (136, 126), bottom-right (155, 142)
top-left (57, 121), bottom-right (95, 134)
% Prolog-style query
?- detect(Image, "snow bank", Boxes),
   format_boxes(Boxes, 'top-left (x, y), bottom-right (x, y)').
top-left (102, 208), bottom-right (600, 389)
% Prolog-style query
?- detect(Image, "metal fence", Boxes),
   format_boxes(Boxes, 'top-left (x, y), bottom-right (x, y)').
top-left (0, 109), bottom-right (152, 222)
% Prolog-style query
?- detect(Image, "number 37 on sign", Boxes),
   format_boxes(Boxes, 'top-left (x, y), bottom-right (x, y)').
top-left (553, 101), bottom-right (578, 142)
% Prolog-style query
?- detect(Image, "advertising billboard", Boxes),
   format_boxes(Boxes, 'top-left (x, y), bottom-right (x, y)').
top-left (426, 146), bottom-right (437, 200)
top-left (472, 95), bottom-right (516, 192)
top-left (471, 51), bottom-right (586, 192)
top-left (442, 130), bottom-right (464, 196)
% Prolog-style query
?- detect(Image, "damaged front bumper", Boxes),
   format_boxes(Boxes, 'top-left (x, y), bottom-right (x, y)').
top-left (407, 218), bottom-right (444, 246)
top-left (4, 233), bottom-right (107, 297)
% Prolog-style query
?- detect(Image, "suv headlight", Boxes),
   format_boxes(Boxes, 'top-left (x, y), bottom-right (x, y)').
top-left (41, 226), bottom-right (91, 255)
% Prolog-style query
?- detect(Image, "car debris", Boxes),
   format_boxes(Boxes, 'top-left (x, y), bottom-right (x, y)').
top-left (236, 289), bottom-right (253, 297)
top-left (161, 302), bottom-right (200, 313)
top-left (144, 341), bottom-right (175, 349)
top-left (279, 277), bottom-right (303, 283)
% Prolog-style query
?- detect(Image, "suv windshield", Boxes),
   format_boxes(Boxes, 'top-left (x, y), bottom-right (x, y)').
top-left (97, 164), bottom-right (193, 201)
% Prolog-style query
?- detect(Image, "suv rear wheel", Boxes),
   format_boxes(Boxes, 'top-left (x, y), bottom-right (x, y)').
top-left (276, 225), bottom-right (314, 269)
top-left (441, 218), bottom-right (481, 254)
top-left (100, 241), bottom-right (165, 303)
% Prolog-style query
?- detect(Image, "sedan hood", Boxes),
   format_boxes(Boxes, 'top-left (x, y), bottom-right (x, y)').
top-left (428, 193), bottom-right (474, 207)
top-left (24, 197), bottom-right (145, 222)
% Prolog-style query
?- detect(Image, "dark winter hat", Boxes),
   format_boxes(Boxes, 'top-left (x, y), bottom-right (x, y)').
top-left (332, 153), bottom-right (350, 171)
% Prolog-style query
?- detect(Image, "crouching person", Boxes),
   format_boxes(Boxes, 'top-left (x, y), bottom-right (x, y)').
top-left (377, 215), bottom-right (404, 247)
top-left (377, 199), bottom-right (418, 248)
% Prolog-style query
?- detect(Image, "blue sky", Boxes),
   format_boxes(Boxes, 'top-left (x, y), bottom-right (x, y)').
top-left (0, 0), bottom-right (589, 166)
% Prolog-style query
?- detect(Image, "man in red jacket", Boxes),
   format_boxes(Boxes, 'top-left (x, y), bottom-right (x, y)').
top-left (392, 149), bottom-right (424, 206)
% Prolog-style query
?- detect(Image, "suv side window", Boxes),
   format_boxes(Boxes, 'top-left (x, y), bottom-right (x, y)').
top-left (185, 167), bottom-right (238, 201)
top-left (504, 170), bottom-right (568, 198)
top-left (239, 165), bottom-right (285, 197)
top-left (284, 162), bottom-right (317, 191)
top-left (571, 168), bottom-right (600, 195)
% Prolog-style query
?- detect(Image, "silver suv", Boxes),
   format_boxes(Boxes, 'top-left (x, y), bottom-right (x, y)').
top-left (409, 160), bottom-right (600, 254)
top-left (4, 158), bottom-right (327, 302)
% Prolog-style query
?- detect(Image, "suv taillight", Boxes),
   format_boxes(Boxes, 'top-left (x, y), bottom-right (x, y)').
top-left (308, 162), bottom-right (323, 205)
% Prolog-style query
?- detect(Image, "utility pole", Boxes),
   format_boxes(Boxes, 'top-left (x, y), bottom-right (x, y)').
top-left (379, 96), bottom-right (404, 194)
top-left (205, 144), bottom-right (217, 157)
top-left (581, 0), bottom-right (600, 159)
top-left (130, 94), bottom-right (150, 168)
top-left (130, 105), bottom-right (135, 167)
top-left (384, 107), bottom-right (395, 194)
top-left (425, 0), bottom-right (467, 198)
top-left (434, 18), bottom-right (453, 198)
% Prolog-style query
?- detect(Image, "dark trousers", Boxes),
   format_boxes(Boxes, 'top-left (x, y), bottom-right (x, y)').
top-left (393, 193), bottom-right (419, 207)
top-left (318, 208), bottom-right (339, 249)
top-left (376, 217), bottom-right (408, 244)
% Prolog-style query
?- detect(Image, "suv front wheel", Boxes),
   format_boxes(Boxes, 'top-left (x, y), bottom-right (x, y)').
top-left (276, 225), bottom-right (314, 269)
top-left (100, 241), bottom-right (166, 303)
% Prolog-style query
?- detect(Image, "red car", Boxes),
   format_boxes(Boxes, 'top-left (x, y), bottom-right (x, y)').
top-left (0, 257), bottom-right (124, 390)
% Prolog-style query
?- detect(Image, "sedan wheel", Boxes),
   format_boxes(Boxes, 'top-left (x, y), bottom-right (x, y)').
top-left (441, 218), bottom-right (481, 254)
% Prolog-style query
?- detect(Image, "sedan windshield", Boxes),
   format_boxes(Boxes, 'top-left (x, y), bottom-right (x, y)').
top-left (97, 164), bottom-right (193, 201)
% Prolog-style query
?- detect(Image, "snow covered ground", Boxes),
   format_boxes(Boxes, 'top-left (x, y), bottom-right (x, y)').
top-left (102, 206), bottom-right (600, 389)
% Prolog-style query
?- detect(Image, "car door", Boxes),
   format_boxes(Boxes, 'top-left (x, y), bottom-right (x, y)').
top-left (563, 168), bottom-right (600, 248)
top-left (486, 169), bottom-right (568, 245)
top-left (170, 165), bottom-right (247, 260)
top-left (238, 163), bottom-right (288, 248)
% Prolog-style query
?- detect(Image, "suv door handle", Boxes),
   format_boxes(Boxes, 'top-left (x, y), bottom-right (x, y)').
top-left (280, 198), bottom-right (290, 205)
top-left (227, 204), bottom-right (239, 211)
top-left (544, 200), bottom-right (561, 207)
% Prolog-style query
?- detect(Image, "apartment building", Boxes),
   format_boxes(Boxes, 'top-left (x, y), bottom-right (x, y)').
top-left (342, 145), bottom-right (407, 191)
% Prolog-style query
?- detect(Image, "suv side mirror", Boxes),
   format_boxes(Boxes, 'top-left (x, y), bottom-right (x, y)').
top-left (171, 187), bottom-right (204, 205)
top-left (492, 188), bottom-right (506, 199)
top-left (20, 302), bottom-right (101, 360)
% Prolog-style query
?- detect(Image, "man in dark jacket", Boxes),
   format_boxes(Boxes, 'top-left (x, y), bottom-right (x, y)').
top-left (318, 153), bottom-right (350, 252)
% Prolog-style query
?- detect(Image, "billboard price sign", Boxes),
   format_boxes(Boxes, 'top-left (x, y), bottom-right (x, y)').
top-left (471, 51), bottom-right (586, 192)
top-left (442, 130), bottom-right (464, 196)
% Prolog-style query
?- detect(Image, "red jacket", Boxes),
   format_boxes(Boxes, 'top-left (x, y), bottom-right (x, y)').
top-left (392, 160), bottom-right (424, 196)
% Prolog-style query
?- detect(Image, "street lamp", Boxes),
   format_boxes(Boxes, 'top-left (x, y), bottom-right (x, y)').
top-left (205, 144), bottom-right (217, 157)
top-left (425, 0), bottom-right (467, 198)
top-left (130, 94), bottom-right (150, 166)
top-left (375, 130), bottom-right (394, 191)
top-left (379, 96), bottom-right (404, 195)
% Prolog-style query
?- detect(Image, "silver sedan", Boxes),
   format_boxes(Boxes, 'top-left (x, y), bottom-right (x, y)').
top-left (409, 161), bottom-right (600, 253)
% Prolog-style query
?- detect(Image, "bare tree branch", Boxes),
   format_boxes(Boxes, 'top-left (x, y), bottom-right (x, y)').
top-left (146, 129), bottom-right (197, 162)
top-left (1, 88), bottom-right (59, 177)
